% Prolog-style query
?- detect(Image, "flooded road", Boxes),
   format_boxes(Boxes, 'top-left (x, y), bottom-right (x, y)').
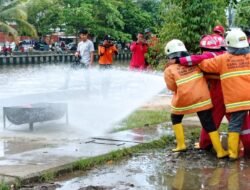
top-left (36, 148), bottom-right (250, 190)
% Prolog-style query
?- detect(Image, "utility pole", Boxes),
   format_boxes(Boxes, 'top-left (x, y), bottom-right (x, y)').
top-left (228, 0), bottom-right (233, 28)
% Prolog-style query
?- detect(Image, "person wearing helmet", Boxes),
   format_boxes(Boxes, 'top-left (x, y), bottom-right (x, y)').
top-left (199, 30), bottom-right (250, 160)
top-left (168, 35), bottom-right (229, 150)
top-left (164, 39), bottom-right (228, 158)
top-left (98, 35), bottom-right (118, 69)
top-left (213, 25), bottom-right (225, 37)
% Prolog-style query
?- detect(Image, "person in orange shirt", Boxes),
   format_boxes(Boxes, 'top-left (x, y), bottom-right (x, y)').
top-left (164, 39), bottom-right (228, 158)
top-left (98, 35), bottom-right (118, 69)
top-left (199, 30), bottom-right (250, 160)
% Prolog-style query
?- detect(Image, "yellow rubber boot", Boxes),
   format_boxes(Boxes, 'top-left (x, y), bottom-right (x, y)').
top-left (172, 123), bottom-right (187, 152)
top-left (209, 131), bottom-right (228, 158)
top-left (228, 132), bottom-right (240, 160)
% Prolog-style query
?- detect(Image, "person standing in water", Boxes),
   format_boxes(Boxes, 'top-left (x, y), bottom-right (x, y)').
top-left (198, 30), bottom-right (250, 160)
top-left (168, 34), bottom-right (229, 150)
top-left (164, 39), bottom-right (228, 159)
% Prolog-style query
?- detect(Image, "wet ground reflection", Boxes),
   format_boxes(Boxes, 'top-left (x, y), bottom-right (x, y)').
top-left (56, 149), bottom-right (250, 190)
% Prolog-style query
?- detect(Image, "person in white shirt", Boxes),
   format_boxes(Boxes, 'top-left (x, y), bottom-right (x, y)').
top-left (75, 29), bottom-right (95, 68)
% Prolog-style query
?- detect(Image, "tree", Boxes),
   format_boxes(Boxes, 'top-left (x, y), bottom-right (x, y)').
top-left (0, 0), bottom-right (37, 38)
top-left (26, 0), bottom-right (64, 36)
top-left (62, 0), bottom-right (132, 42)
top-left (62, 0), bottom-right (93, 37)
top-left (118, 0), bottom-right (153, 41)
top-left (159, 0), bottom-right (227, 53)
top-left (136, 0), bottom-right (162, 33)
top-left (88, 0), bottom-right (127, 41)
top-left (234, 0), bottom-right (250, 30)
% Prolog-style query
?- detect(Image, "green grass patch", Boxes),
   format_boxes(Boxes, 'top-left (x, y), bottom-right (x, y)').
top-left (184, 126), bottom-right (201, 144)
top-left (0, 182), bottom-right (9, 190)
top-left (40, 171), bottom-right (55, 182)
top-left (219, 123), bottom-right (228, 132)
top-left (114, 110), bottom-right (170, 131)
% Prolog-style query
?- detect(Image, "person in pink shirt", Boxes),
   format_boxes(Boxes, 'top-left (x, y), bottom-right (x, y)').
top-left (129, 33), bottom-right (148, 70)
top-left (168, 34), bottom-right (230, 150)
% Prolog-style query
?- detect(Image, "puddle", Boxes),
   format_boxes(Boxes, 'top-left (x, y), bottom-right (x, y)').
top-left (0, 139), bottom-right (53, 158)
top-left (52, 149), bottom-right (250, 190)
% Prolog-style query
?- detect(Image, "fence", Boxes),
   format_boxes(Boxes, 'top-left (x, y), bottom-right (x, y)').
top-left (0, 51), bottom-right (131, 64)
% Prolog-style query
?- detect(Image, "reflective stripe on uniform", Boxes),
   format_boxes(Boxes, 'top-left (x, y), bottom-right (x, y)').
top-left (241, 129), bottom-right (250, 135)
top-left (210, 52), bottom-right (217, 57)
top-left (171, 99), bottom-right (212, 112)
top-left (176, 73), bottom-right (203, 86)
top-left (226, 100), bottom-right (250, 110)
top-left (186, 56), bottom-right (193, 66)
top-left (221, 70), bottom-right (250, 80)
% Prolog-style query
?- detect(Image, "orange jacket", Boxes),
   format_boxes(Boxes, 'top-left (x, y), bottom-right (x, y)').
top-left (164, 64), bottom-right (212, 115)
top-left (199, 53), bottom-right (250, 113)
top-left (98, 44), bottom-right (118, 65)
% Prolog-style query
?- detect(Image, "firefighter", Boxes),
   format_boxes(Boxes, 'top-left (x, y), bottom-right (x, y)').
top-left (199, 30), bottom-right (250, 160)
top-left (164, 39), bottom-right (228, 158)
top-left (168, 35), bottom-right (230, 150)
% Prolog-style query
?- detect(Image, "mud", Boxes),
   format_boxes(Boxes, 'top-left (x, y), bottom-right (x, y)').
top-left (22, 147), bottom-right (250, 190)
top-left (19, 183), bottom-right (61, 190)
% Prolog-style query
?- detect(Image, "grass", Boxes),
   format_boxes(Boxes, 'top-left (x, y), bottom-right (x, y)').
top-left (219, 123), bottom-right (228, 132)
top-left (40, 171), bottom-right (55, 182)
top-left (73, 136), bottom-right (170, 171)
top-left (113, 109), bottom-right (171, 131)
top-left (0, 183), bottom-right (9, 190)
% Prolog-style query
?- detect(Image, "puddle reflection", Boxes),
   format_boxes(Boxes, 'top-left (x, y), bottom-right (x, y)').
top-left (57, 151), bottom-right (250, 190)
top-left (153, 159), bottom-right (250, 190)
top-left (0, 139), bottom-right (50, 158)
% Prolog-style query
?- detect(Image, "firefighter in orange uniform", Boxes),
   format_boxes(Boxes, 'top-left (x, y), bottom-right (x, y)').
top-left (98, 35), bottom-right (118, 69)
top-left (164, 39), bottom-right (228, 158)
top-left (199, 30), bottom-right (250, 160)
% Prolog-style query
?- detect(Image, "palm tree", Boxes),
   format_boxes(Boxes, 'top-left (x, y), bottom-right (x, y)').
top-left (0, 0), bottom-right (37, 38)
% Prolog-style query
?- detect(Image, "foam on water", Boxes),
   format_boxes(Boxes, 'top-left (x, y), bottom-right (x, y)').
top-left (0, 65), bottom-right (167, 141)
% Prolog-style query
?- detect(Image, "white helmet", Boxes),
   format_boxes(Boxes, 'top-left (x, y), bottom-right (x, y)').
top-left (165, 39), bottom-right (187, 58)
top-left (226, 30), bottom-right (249, 48)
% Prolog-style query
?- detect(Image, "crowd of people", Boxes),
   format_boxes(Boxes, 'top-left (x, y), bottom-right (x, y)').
top-left (74, 28), bottom-right (157, 70)
top-left (165, 25), bottom-right (250, 161)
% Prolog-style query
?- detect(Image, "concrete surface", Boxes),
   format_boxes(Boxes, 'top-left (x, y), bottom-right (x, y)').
top-left (0, 125), bottom-right (167, 185)
top-left (0, 94), bottom-right (226, 185)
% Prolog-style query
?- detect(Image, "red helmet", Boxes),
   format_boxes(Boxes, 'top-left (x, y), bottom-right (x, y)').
top-left (213, 25), bottom-right (225, 35)
top-left (211, 34), bottom-right (225, 47)
top-left (199, 35), bottom-right (221, 49)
